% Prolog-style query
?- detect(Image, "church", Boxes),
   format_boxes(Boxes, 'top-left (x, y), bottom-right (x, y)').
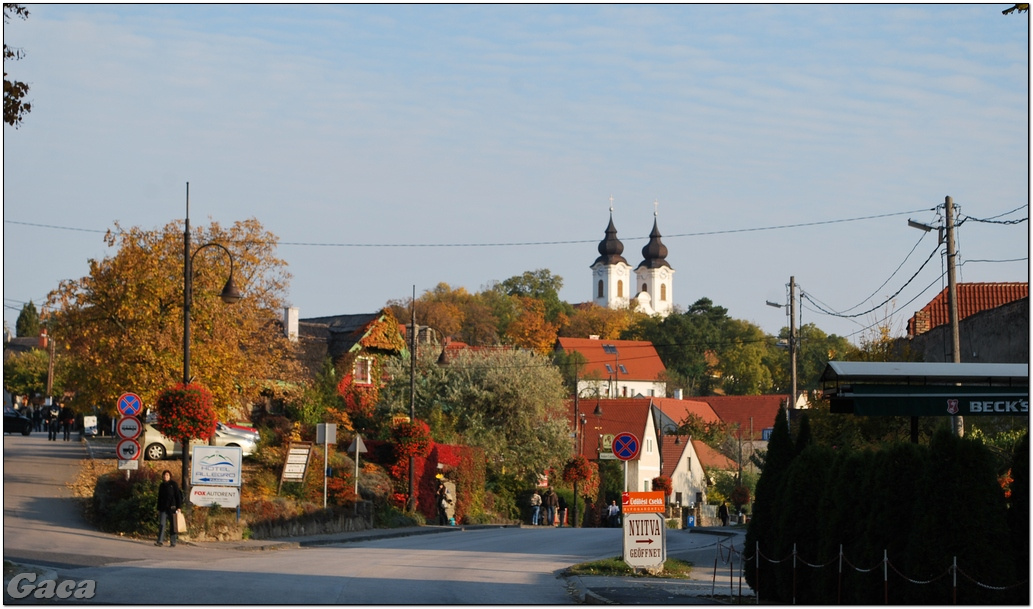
top-left (590, 203), bottom-right (674, 318)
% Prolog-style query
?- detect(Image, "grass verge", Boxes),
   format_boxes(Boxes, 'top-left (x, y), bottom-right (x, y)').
top-left (564, 556), bottom-right (693, 578)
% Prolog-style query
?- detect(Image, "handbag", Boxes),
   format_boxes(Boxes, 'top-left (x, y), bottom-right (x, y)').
top-left (174, 511), bottom-right (187, 534)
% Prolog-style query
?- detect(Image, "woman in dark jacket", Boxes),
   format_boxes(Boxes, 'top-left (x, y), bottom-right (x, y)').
top-left (155, 470), bottom-right (183, 547)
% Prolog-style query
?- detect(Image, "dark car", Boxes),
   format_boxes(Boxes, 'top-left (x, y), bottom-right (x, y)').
top-left (4, 408), bottom-right (33, 435)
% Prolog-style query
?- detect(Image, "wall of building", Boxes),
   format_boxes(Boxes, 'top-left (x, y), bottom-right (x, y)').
top-left (908, 297), bottom-right (1028, 363)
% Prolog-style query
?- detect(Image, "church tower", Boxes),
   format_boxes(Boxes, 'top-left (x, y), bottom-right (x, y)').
top-left (633, 205), bottom-right (674, 318)
top-left (591, 200), bottom-right (631, 310)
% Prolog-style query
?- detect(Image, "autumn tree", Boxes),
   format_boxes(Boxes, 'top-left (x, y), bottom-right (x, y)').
top-left (497, 268), bottom-right (573, 323)
top-left (559, 303), bottom-right (644, 340)
top-left (504, 296), bottom-right (559, 354)
top-left (4, 4), bottom-right (31, 127)
top-left (47, 218), bottom-right (303, 419)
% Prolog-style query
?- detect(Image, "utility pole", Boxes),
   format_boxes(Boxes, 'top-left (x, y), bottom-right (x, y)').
top-left (789, 276), bottom-right (797, 412)
top-left (944, 196), bottom-right (963, 437)
top-left (408, 285), bottom-right (417, 511)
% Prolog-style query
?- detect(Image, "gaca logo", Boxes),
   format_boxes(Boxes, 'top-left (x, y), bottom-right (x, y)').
top-left (7, 573), bottom-right (96, 600)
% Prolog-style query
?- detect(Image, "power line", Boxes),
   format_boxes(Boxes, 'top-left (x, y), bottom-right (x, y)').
top-left (3, 208), bottom-right (933, 248)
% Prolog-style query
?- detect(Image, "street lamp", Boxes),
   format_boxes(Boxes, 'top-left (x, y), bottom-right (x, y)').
top-left (181, 183), bottom-right (242, 486)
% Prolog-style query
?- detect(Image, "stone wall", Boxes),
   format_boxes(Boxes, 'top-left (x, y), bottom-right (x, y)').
top-left (908, 297), bottom-right (1028, 363)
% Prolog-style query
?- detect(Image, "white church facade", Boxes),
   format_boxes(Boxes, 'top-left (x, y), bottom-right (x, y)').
top-left (591, 205), bottom-right (674, 318)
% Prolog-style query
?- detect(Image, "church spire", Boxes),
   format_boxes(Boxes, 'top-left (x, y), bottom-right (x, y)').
top-left (595, 196), bottom-right (628, 266)
top-left (638, 200), bottom-right (670, 269)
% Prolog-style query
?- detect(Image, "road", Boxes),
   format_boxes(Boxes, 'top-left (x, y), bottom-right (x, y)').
top-left (3, 433), bottom-right (749, 604)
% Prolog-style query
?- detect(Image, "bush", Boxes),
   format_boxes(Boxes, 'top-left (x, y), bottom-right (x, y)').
top-left (92, 468), bottom-right (165, 536)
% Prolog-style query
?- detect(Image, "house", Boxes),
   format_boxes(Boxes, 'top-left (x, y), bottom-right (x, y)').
top-left (556, 336), bottom-right (667, 399)
top-left (905, 282), bottom-right (1028, 363)
top-left (287, 308), bottom-right (407, 382)
top-left (571, 397), bottom-right (727, 509)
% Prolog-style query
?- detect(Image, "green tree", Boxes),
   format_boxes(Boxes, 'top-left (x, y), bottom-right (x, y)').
top-left (2, 348), bottom-right (52, 399)
top-left (718, 318), bottom-right (773, 395)
top-left (47, 218), bottom-right (303, 419)
top-left (744, 405), bottom-right (794, 599)
top-left (497, 269), bottom-right (573, 323)
top-left (4, 4), bottom-right (31, 127)
top-left (15, 300), bottom-right (40, 338)
top-left (766, 322), bottom-right (854, 396)
top-left (380, 346), bottom-right (570, 486)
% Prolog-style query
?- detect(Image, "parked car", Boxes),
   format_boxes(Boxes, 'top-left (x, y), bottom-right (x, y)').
top-left (216, 422), bottom-right (260, 442)
top-left (140, 423), bottom-right (257, 461)
top-left (4, 408), bottom-right (33, 435)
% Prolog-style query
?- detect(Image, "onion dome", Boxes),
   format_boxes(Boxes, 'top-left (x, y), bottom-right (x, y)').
top-left (594, 213), bottom-right (629, 266)
top-left (637, 217), bottom-right (671, 269)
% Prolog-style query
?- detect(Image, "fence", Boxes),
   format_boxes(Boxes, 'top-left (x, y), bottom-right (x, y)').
top-left (708, 537), bottom-right (1028, 604)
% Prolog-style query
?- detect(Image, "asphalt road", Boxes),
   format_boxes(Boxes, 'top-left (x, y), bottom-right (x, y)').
top-left (3, 433), bottom-right (753, 604)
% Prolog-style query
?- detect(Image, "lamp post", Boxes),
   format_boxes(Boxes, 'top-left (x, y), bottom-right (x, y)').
top-left (181, 183), bottom-right (242, 486)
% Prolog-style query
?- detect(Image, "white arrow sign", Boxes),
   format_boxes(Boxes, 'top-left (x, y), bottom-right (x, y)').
top-left (623, 512), bottom-right (666, 569)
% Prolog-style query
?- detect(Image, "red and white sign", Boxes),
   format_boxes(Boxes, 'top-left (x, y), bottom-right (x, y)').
top-left (190, 486), bottom-right (241, 508)
top-left (116, 416), bottom-right (142, 440)
top-left (623, 512), bottom-right (667, 568)
top-left (622, 491), bottom-right (666, 514)
top-left (116, 438), bottom-right (141, 461)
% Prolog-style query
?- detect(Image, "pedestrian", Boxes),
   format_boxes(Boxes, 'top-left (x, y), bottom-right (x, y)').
top-left (544, 487), bottom-right (559, 527)
top-left (557, 495), bottom-right (567, 527)
top-left (47, 406), bottom-right (59, 441)
top-left (718, 501), bottom-right (730, 526)
top-left (32, 407), bottom-right (42, 432)
top-left (436, 480), bottom-right (454, 526)
top-left (155, 470), bottom-right (183, 547)
top-left (60, 404), bottom-right (73, 441)
top-left (607, 500), bottom-right (620, 528)
top-left (529, 489), bottom-right (542, 525)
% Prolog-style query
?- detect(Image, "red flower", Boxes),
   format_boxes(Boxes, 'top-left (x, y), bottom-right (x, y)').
top-left (154, 383), bottom-right (218, 442)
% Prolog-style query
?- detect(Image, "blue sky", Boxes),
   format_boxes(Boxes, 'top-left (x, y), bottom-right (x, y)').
top-left (3, 4), bottom-right (1028, 344)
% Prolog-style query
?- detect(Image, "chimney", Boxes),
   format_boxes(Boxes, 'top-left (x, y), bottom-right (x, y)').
top-left (589, 335), bottom-right (600, 340)
top-left (284, 307), bottom-right (299, 342)
top-left (673, 388), bottom-right (683, 400)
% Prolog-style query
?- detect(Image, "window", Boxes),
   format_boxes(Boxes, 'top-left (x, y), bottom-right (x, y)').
top-left (605, 364), bottom-right (614, 374)
top-left (602, 344), bottom-right (618, 355)
top-left (617, 280), bottom-right (623, 297)
top-left (642, 283), bottom-right (647, 293)
top-left (660, 283), bottom-right (667, 301)
top-left (644, 481), bottom-right (650, 492)
top-left (619, 364), bottom-right (628, 375)
top-left (597, 280), bottom-right (604, 298)
top-left (353, 357), bottom-right (373, 385)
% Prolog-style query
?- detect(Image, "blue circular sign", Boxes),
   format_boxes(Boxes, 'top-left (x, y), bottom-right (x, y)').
top-left (117, 392), bottom-right (143, 417)
top-left (613, 432), bottom-right (640, 461)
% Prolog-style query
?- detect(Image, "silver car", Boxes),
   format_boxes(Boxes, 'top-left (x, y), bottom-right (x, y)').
top-left (141, 423), bottom-right (257, 461)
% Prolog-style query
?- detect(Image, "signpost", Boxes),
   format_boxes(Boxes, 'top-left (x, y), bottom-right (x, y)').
top-left (612, 431), bottom-right (640, 491)
top-left (116, 438), bottom-right (141, 462)
top-left (348, 435), bottom-right (368, 498)
top-left (116, 393), bottom-right (143, 418)
top-left (623, 512), bottom-right (666, 569)
top-left (278, 442), bottom-right (312, 493)
top-left (191, 446), bottom-right (243, 487)
top-left (317, 423), bottom-right (337, 508)
top-left (116, 416), bottom-right (142, 440)
top-left (115, 394), bottom-right (144, 474)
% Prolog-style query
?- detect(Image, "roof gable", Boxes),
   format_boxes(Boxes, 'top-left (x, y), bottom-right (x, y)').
top-left (557, 337), bottom-right (666, 382)
top-left (691, 439), bottom-right (737, 470)
top-left (653, 397), bottom-right (722, 426)
top-left (571, 398), bottom-right (654, 460)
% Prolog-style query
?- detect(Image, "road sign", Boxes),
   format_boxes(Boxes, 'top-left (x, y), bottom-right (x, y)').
top-left (116, 392), bottom-right (143, 417)
top-left (191, 446), bottom-right (243, 487)
top-left (622, 491), bottom-right (666, 514)
top-left (612, 432), bottom-right (640, 461)
top-left (115, 438), bottom-right (141, 461)
top-left (116, 416), bottom-right (142, 440)
top-left (189, 485), bottom-right (240, 508)
top-left (623, 512), bottom-right (666, 569)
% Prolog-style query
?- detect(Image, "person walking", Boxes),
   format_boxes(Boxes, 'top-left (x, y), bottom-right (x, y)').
top-left (544, 487), bottom-right (559, 527)
top-left (606, 500), bottom-right (620, 528)
top-left (155, 470), bottom-right (183, 547)
top-left (529, 489), bottom-right (542, 525)
top-left (718, 501), bottom-right (730, 526)
top-left (46, 406), bottom-right (59, 441)
top-left (59, 405), bottom-right (73, 441)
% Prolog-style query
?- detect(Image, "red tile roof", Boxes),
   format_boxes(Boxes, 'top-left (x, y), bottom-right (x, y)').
top-left (661, 434), bottom-right (691, 478)
top-left (557, 337), bottom-right (666, 382)
top-left (692, 395), bottom-right (788, 441)
top-left (908, 282), bottom-right (1028, 336)
top-left (653, 397), bottom-right (722, 426)
top-left (692, 439), bottom-right (737, 471)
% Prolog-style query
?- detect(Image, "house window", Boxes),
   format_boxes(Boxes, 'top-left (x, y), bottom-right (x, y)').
top-left (605, 364), bottom-right (614, 374)
top-left (617, 280), bottom-right (623, 298)
top-left (660, 283), bottom-right (667, 301)
top-left (353, 357), bottom-right (373, 385)
top-left (618, 364), bottom-right (628, 375)
top-left (643, 481), bottom-right (650, 492)
top-left (642, 283), bottom-right (647, 293)
top-left (597, 280), bottom-right (604, 298)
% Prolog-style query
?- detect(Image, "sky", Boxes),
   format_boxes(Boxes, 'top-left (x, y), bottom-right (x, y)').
top-left (3, 4), bottom-right (1029, 346)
